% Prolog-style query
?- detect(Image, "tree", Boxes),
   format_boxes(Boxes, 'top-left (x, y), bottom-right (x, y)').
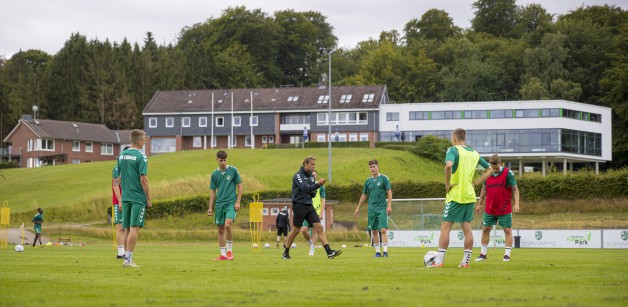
top-left (520, 77), bottom-right (548, 100)
top-left (471, 0), bottom-right (519, 38)
top-left (404, 9), bottom-right (460, 42)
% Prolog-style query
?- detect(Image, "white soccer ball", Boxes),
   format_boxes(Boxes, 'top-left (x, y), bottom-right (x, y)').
top-left (341, 244), bottom-right (347, 248)
top-left (264, 243), bottom-right (270, 248)
top-left (15, 244), bottom-right (24, 252)
top-left (252, 243), bottom-right (258, 248)
top-left (424, 251), bottom-right (438, 266)
top-left (291, 243), bottom-right (297, 248)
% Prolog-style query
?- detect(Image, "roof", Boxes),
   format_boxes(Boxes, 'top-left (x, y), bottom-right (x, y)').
top-left (142, 85), bottom-right (388, 114)
top-left (3, 119), bottom-right (132, 144)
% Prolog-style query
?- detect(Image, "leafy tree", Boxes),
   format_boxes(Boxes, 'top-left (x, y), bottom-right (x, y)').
top-left (471, 0), bottom-right (519, 38)
top-left (404, 9), bottom-right (460, 42)
top-left (520, 77), bottom-right (548, 100)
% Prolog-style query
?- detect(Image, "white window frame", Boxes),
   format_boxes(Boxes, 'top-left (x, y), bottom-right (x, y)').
top-left (245, 135), bottom-right (252, 147)
top-left (211, 136), bottom-right (217, 147)
top-left (360, 133), bottom-right (369, 141)
top-left (72, 141), bottom-right (80, 152)
top-left (317, 134), bottom-right (326, 142)
top-left (250, 116), bottom-right (258, 126)
top-left (182, 117), bottom-right (191, 128)
top-left (100, 143), bottom-right (113, 155)
top-left (287, 96), bottom-right (299, 102)
top-left (349, 134), bottom-right (358, 142)
top-left (193, 136), bottom-right (202, 148)
top-left (166, 117), bottom-right (174, 128)
top-left (38, 139), bottom-right (54, 151)
top-left (262, 136), bottom-right (268, 144)
top-left (216, 117), bottom-right (224, 127)
top-left (230, 135), bottom-right (237, 147)
top-left (233, 116), bottom-right (241, 127)
top-left (338, 134), bottom-right (347, 142)
top-left (199, 117), bottom-right (208, 127)
top-left (149, 118), bottom-right (157, 128)
top-left (340, 94), bottom-right (352, 103)
top-left (362, 93), bottom-right (375, 103)
top-left (317, 95), bottom-right (329, 104)
top-left (85, 142), bottom-right (93, 153)
top-left (27, 139), bottom-right (33, 151)
top-left (269, 135), bottom-right (275, 143)
top-left (317, 113), bottom-right (328, 125)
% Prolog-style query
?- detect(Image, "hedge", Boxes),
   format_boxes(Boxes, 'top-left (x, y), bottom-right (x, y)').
top-left (147, 169), bottom-right (628, 217)
top-left (267, 141), bottom-right (370, 149)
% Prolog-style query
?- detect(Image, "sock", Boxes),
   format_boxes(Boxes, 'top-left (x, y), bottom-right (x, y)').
top-left (324, 244), bottom-right (332, 254)
top-left (220, 247), bottom-right (226, 257)
top-left (462, 249), bottom-right (472, 265)
top-left (284, 245), bottom-right (290, 256)
top-left (125, 251), bottom-right (133, 263)
top-left (436, 248), bottom-right (447, 264)
top-left (505, 247), bottom-right (512, 257)
top-left (117, 245), bottom-right (125, 256)
top-left (481, 244), bottom-right (488, 256)
top-left (382, 243), bottom-right (388, 253)
top-left (374, 243), bottom-right (381, 253)
top-left (226, 240), bottom-right (233, 252)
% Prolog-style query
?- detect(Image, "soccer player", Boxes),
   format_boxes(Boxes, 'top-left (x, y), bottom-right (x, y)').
top-left (112, 146), bottom-right (129, 259)
top-left (275, 207), bottom-right (290, 248)
top-left (207, 150), bottom-right (243, 261)
top-left (354, 159), bottom-right (392, 257)
top-left (430, 128), bottom-right (492, 268)
top-left (118, 130), bottom-right (151, 268)
top-left (282, 156), bottom-right (341, 259)
top-left (475, 154), bottom-right (520, 262)
top-left (32, 208), bottom-right (44, 247)
top-left (301, 173), bottom-right (326, 256)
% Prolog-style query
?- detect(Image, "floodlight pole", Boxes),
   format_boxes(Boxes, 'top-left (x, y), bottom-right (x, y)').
top-left (327, 49), bottom-right (335, 184)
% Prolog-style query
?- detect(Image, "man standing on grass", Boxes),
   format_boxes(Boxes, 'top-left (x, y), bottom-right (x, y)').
top-left (282, 156), bottom-right (341, 260)
top-left (32, 208), bottom-right (44, 247)
top-left (112, 146), bottom-right (129, 259)
top-left (430, 128), bottom-right (492, 269)
top-left (208, 150), bottom-right (243, 261)
top-left (118, 130), bottom-right (151, 268)
top-left (475, 154), bottom-right (520, 262)
top-left (354, 159), bottom-right (392, 257)
top-left (300, 174), bottom-right (326, 256)
top-left (275, 207), bottom-right (290, 248)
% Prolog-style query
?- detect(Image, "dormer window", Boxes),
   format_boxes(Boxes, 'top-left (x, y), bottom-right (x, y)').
top-left (287, 96), bottom-right (299, 102)
top-left (317, 95), bottom-right (329, 104)
top-left (362, 94), bottom-right (375, 103)
top-left (340, 94), bottom-right (352, 103)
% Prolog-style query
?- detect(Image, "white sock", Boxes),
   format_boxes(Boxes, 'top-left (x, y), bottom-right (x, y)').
top-left (125, 251), bottom-right (133, 263)
top-left (436, 249), bottom-right (446, 264)
top-left (481, 244), bottom-right (488, 256)
top-left (220, 247), bottom-right (226, 257)
top-left (117, 245), bottom-right (125, 256)
top-left (505, 247), bottom-right (512, 257)
top-left (462, 249), bottom-right (472, 265)
top-left (382, 243), bottom-right (388, 253)
top-left (374, 243), bottom-right (381, 253)
top-left (226, 241), bottom-right (233, 252)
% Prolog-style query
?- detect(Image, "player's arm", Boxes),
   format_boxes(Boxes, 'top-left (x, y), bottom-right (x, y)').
top-left (234, 183), bottom-right (243, 211)
top-left (208, 189), bottom-right (216, 216)
top-left (444, 161), bottom-right (454, 194)
top-left (512, 185), bottom-right (520, 213)
top-left (386, 189), bottom-right (392, 215)
top-left (354, 194), bottom-right (367, 217)
top-left (473, 157), bottom-right (492, 187)
top-left (140, 175), bottom-right (152, 208)
top-left (476, 185), bottom-right (487, 214)
top-left (112, 177), bottom-right (122, 211)
top-left (320, 197), bottom-right (326, 220)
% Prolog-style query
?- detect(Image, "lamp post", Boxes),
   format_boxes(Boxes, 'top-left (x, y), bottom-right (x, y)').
top-left (211, 92), bottom-right (214, 149)
top-left (327, 49), bottom-right (335, 184)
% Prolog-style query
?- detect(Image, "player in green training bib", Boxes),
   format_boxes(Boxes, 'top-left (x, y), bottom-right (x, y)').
top-left (208, 150), bottom-right (243, 261)
top-left (354, 159), bottom-right (392, 258)
top-left (117, 129), bottom-right (152, 268)
top-left (429, 128), bottom-right (492, 269)
top-left (32, 208), bottom-right (44, 247)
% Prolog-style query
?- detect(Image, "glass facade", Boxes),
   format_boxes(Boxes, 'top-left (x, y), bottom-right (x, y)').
top-left (403, 108), bottom-right (601, 123)
top-left (379, 129), bottom-right (601, 156)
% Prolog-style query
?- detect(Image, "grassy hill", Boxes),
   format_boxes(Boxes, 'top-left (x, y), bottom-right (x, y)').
top-left (0, 148), bottom-right (443, 213)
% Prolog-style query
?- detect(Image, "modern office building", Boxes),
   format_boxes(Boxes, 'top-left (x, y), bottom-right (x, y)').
top-left (379, 100), bottom-right (612, 175)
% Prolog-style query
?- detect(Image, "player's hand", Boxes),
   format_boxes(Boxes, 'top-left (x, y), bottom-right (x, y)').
top-left (318, 178), bottom-right (326, 185)
top-left (475, 205), bottom-right (481, 214)
top-left (513, 204), bottom-right (520, 213)
top-left (354, 208), bottom-right (359, 217)
top-left (147, 200), bottom-right (152, 208)
top-left (207, 208), bottom-right (213, 216)
top-left (118, 205), bottom-right (122, 212)
top-left (386, 206), bottom-right (392, 215)
top-left (234, 202), bottom-right (240, 212)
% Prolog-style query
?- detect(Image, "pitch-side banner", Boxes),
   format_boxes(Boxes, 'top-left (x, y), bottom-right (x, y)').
top-left (602, 230), bottom-right (628, 249)
top-left (387, 230), bottom-right (504, 248)
top-left (517, 230), bottom-right (602, 248)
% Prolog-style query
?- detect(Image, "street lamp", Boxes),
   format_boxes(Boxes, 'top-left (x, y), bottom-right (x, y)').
top-left (327, 49), bottom-right (335, 184)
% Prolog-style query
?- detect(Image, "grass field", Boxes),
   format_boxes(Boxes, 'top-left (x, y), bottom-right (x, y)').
top-left (1, 243), bottom-right (626, 306)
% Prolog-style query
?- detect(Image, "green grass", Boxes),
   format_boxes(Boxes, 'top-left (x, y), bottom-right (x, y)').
top-left (0, 148), bottom-right (442, 213)
top-left (1, 243), bottom-right (626, 306)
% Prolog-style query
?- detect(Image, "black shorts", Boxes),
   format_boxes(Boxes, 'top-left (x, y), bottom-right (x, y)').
top-left (292, 203), bottom-right (320, 228)
top-left (276, 226), bottom-right (288, 236)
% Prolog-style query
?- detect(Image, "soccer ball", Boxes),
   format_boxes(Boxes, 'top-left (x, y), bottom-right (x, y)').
top-left (291, 243), bottom-right (297, 248)
top-left (424, 251), bottom-right (438, 266)
top-left (252, 243), bottom-right (258, 248)
top-left (341, 244), bottom-right (347, 248)
top-left (264, 243), bottom-right (270, 248)
top-left (15, 244), bottom-right (24, 252)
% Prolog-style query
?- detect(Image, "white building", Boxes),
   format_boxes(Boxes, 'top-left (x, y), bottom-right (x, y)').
top-left (380, 100), bottom-right (612, 175)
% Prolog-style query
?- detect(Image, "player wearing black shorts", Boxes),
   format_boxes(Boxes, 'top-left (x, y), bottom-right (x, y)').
top-left (275, 207), bottom-right (290, 247)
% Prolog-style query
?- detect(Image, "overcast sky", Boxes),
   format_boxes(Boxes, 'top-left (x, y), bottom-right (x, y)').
top-left (1, 0), bottom-right (625, 58)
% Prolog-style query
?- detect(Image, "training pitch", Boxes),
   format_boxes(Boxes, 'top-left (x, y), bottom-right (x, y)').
top-left (1, 243), bottom-right (626, 306)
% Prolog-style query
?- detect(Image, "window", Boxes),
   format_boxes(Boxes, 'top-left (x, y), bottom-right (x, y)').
top-left (27, 139), bottom-right (33, 151)
top-left (386, 112), bottom-right (399, 121)
top-left (216, 117), bottom-right (224, 127)
top-left (101, 143), bottom-right (113, 155)
top-left (166, 117), bottom-right (174, 128)
top-left (362, 93), bottom-right (375, 103)
top-left (550, 109), bottom-right (560, 117)
top-left (233, 116), bottom-right (241, 127)
top-left (211, 136), bottom-right (217, 147)
top-left (590, 113), bottom-right (601, 123)
top-left (431, 111), bottom-right (444, 120)
top-left (541, 109), bottom-right (550, 117)
top-left (250, 116), bottom-right (258, 126)
top-left (271, 208), bottom-right (279, 216)
top-left (287, 96), bottom-right (299, 102)
top-left (317, 134), bottom-right (325, 142)
top-left (281, 115), bottom-right (310, 124)
top-left (515, 110), bottom-right (524, 118)
top-left (472, 110), bottom-right (488, 119)
top-left (317, 95), bottom-right (329, 104)
top-left (409, 111), bottom-right (426, 120)
top-left (182, 117), bottom-right (191, 127)
top-left (317, 113), bottom-right (327, 125)
top-left (339, 94), bottom-right (352, 103)
top-left (490, 110), bottom-right (506, 118)
top-left (72, 141), bottom-right (80, 152)
top-left (85, 142), bottom-right (93, 152)
top-left (262, 136), bottom-right (268, 144)
top-left (39, 139), bottom-right (54, 151)
top-left (149, 118), bottom-right (157, 128)
top-left (199, 117), bottom-right (208, 127)
top-left (269, 136), bottom-right (275, 143)
top-left (72, 159), bottom-right (80, 164)
top-left (151, 138), bottom-right (176, 154)
top-left (193, 137), bottom-right (202, 148)
top-left (360, 133), bottom-right (369, 141)
top-left (349, 134), bottom-right (357, 142)
top-left (245, 135), bottom-right (252, 147)
top-left (523, 109), bottom-right (539, 118)
top-left (358, 112), bottom-right (367, 123)
top-left (230, 136), bottom-right (237, 147)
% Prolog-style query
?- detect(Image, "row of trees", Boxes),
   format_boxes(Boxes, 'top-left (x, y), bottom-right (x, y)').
top-left (0, 1), bottom-right (626, 165)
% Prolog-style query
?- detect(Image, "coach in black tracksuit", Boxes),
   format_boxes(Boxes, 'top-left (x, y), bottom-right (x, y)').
top-left (281, 156), bottom-right (341, 260)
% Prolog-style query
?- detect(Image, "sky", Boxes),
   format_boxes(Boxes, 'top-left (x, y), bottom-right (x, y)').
top-left (1, 0), bottom-right (626, 58)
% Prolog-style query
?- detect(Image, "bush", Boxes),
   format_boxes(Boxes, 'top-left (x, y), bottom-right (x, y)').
top-left (0, 160), bottom-right (19, 169)
top-left (267, 141), bottom-right (369, 149)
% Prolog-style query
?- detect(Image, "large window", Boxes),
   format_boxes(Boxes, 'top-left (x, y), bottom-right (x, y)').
top-left (409, 111), bottom-right (427, 120)
top-left (151, 138), bottom-right (176, 154)
top-left (339, 94), bottom-right (352, 103)
top-left (317, 95), bottom-right (329, 104)
top-left (101, 143), bottom-right (113, 155)
top-left (561, 129), bottom-right (601, 156)
top-left (193, 137), bottom-right (202, 148)
top-left (386, 112), bottom-right (399, 121)
top-left (318, 112), bottom-right (367, 125)
top-left (85, 142), bottom-right (93, 152)
top-left (72, 141), bottom-right (80, 152)
top-left (37, 139), bottom-right (54, 151)
top-left (362, 94), bottom-right (375, 103)
top-left (281, 114), bottom-right (310, 125)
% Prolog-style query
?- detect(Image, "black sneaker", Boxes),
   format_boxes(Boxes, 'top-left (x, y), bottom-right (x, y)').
top-left (282, 253), bottom-right (291, 260)
top-left (327, 250), bottom-right (342, 259)
top-left (116, 255), bottom-right (124, 259)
